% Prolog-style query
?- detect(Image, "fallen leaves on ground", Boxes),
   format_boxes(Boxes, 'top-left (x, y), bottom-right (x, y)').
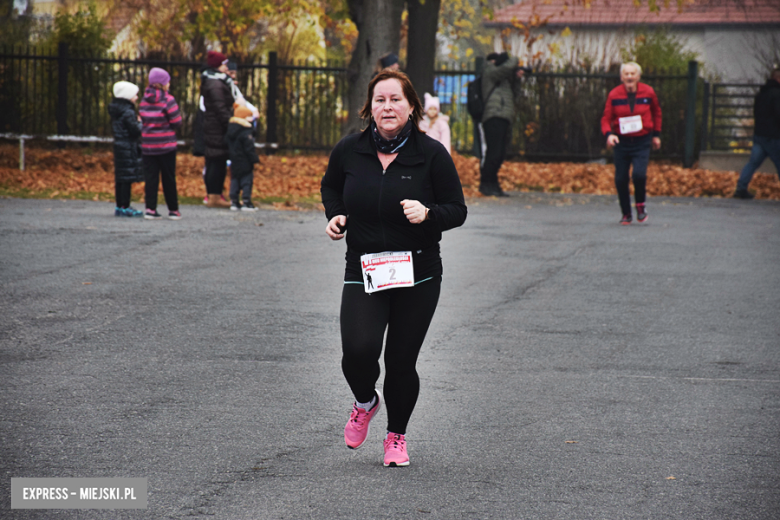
top-left (451, 153), bottom-right (780, 200)
top-left (1, 144), bottom-right (778, 207)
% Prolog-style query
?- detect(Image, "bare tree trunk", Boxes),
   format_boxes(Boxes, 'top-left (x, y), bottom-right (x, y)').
top-left (405, 0), bottom-right (442, 98)
top-left (344, 0), bottom-right (404, 136)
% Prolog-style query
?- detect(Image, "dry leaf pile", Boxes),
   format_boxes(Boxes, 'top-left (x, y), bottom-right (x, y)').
top-left (1, 144), bottom-right (778, 205)
top-left (451, 152), bottom-right (780, 200)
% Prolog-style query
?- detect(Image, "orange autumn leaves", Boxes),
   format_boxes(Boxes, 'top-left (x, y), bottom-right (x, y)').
top-left (1, 144), bottom-right (779, 205)
top-left (451, 153), bottom-right (780, 200)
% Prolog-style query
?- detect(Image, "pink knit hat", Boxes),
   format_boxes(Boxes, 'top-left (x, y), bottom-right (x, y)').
top-left (148, 67), bottom-right (170, 86)
top-left (424, 93), bottom-right (440, 112)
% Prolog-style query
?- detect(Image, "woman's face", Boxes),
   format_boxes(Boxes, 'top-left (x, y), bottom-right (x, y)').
top-left (371, 79), bottom-right (412, 139)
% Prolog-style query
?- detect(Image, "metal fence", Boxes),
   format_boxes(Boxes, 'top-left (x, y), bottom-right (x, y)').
top-left (1, 45), bottom-right (703, 163)
top-left (701, 83), bottom-right (760, 152)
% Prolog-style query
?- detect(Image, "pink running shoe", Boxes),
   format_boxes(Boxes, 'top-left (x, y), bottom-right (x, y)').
top-left (383, 432), bottom-right (409, 467)
top-left (344, 390), bottom-right (382, 449)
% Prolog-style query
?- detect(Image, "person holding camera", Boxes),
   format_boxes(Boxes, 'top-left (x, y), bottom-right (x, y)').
top-left (479, 52), bottom-right (526, 197)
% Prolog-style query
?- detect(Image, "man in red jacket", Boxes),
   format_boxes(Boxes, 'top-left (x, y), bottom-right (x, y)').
top-left (601, 61), bottom-right (662, 224)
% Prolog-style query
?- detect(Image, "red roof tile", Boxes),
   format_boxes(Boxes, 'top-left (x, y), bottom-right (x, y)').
top-left (487, 0), bottom-right (780, 27)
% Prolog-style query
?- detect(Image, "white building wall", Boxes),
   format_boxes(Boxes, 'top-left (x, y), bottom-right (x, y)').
top-left (497, 26), bottom-right (779, 83)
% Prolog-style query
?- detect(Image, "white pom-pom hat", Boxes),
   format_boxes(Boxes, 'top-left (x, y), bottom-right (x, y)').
top-left (113, 81), bottom-right (139, 101)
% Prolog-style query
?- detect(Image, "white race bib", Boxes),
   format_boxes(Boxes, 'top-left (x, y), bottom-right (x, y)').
top-left (619, 115), bottom-right (643, 135)
top-left (360, 251), bottom-right (414, 294)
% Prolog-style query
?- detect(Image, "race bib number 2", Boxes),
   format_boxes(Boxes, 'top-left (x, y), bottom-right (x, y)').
top-left (360, 251), bottom-right (414, 294)
top-left (619, 115), bottom-right (643, 134)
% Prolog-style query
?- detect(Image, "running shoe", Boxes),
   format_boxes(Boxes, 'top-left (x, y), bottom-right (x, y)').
top-left (344, 390), bottom-right (382, 450)
top-left (230, 202), bottom-right (241, 211)
top-left (168, 210), bottom-right (182, 220)
top-left (203, 196), bottom-right (209, 205)
top-left (383, 432), bottom-right (410, 467)
top-left (620, 215), bottom-right (632, 225)
top-left (114, 207), bottom-right (125, 217)
top-left (636, 204), bottom-right (648, 223)
top-left (733, 189), bottom-right (755, 200)
top-left (125, 206), bottom-right (144, 217)
top-left (241, 201), bottom-right (259, 212)
top-left (144, 209), bottom-right (162, 220)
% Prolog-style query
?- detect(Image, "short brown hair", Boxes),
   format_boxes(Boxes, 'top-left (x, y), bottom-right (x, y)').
top-left (359, 70), bottom-right (423, 128)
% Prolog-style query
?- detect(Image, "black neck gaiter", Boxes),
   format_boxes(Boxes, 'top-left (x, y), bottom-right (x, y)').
top-left (371, 120), bottom-right (413, 154)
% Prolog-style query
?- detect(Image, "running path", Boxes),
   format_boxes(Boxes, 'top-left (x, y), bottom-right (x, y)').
top-left (0, 195), bottom-right (778, 519)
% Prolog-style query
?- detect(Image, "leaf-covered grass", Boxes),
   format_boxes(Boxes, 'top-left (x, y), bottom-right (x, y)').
top-left (2, 144), bottom-right (779, 208)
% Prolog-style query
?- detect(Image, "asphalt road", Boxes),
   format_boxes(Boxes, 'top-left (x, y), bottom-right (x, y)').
top-left (1, 193), bottom-right (779, 520)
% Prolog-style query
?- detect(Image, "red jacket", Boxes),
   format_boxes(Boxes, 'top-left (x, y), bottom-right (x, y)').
top-left (601, 82), bottom-right (662, 138)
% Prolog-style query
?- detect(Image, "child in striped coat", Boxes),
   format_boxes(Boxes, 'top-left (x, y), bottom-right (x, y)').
top-left (140, 67), bottom-right (183, 220)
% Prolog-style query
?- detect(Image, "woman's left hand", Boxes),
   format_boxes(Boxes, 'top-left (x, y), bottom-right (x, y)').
top-left (400, 199), bottom-right (428, 224)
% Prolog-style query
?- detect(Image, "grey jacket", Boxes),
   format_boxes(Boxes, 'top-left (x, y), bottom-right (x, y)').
top-left (481, 56), bottom-right (521, 123)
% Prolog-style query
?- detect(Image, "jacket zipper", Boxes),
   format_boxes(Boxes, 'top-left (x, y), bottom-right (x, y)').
top-left (379, 163), bottom-right (388, 249)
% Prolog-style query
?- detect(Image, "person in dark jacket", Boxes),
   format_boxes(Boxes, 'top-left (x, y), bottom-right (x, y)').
top-left (201, 50), bottom-right (236, 208)
top-left (601, 61), bottom-right (662, 224)
top-left (139, 67), bottom-right (183, 220)
top-left (108, 81), bottom-right (144, 217)
top-left (225, 103), bottom-right (260, 211)
top-left (321, 69), bottom-right (467, 468)
top-left (734, 69), bottom-right (780, 199)
top-left (479, 52), bottom-right (525, 196)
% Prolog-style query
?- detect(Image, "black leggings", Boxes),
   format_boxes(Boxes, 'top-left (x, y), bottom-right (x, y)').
top-left (205, 156), bottom-right (228, 195)
top-left (340, 277), bottom-right (441, 435)
top-left (143, 151), bottom-right (178, 211)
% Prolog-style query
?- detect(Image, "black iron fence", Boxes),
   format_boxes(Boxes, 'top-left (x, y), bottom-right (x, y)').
top-left (1, 45), bottom-right (704, 163)
top-left (701, 82), bottom-right (760, 152)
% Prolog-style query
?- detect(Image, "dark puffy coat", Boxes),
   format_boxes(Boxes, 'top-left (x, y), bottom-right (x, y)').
top-left (224, 118), bottom-right (259, 177)
top-left (108, 98), bottom-right (143, 183)
top-left (201, 70), bottom-right (234, 158)
top-left (481, 54), bottom-right (521, 124)
top-left (754, 79), bottom-right (780, 140)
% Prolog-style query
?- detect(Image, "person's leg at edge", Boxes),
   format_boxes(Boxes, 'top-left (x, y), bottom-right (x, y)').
top-left (760, 136), bottom-right (780, 183)
top-left (159, 150), bottom-right (179, 212)
top-left (736, 139), bottom-right (769, 192)
top-left (383, 277), bottom-right (441, 436)
top-left (143, 155), bottom-right (160, 210)
top-left (613, 142), bottom-right (633, 218)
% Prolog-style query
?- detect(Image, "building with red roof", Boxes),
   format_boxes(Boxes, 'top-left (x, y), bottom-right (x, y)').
top-left (485, 0), bottom-right (780, 81)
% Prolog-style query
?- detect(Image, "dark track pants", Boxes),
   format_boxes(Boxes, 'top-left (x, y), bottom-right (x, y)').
top-left (143, 151), bottom-right (178, 211)
top-left (229, 170), bottom-right (254, 204)
top-left (480, 117), bottom-right (511, 191)
top-left (340, 278), bottom-right (441, 435)
top-left (613, 135), bottom-right (651, 216)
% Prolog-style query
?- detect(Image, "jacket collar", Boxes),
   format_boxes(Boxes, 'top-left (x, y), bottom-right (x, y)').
top-left (353, 123), bottom-right (425, 166)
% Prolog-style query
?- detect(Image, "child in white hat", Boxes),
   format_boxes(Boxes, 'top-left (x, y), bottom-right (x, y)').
top-left (418, 93), bottom-right (451, 154)
top-left (108, 81), bottom-right (143, 217)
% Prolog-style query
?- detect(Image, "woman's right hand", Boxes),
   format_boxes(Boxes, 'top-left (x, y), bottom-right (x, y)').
top-left (606, 134), bottom-right (620, 148)
top-left (325, 215), bottom-right (347, 240)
